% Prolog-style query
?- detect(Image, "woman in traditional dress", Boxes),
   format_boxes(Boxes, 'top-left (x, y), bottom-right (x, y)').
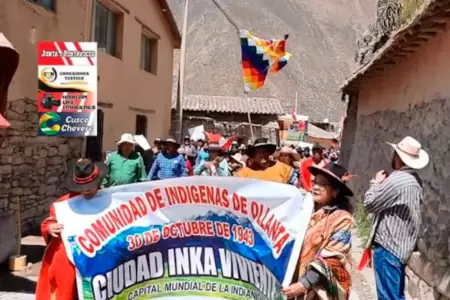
top-left (236, 138), bottom-right (297, 185)
top-left (282, 163), bottom-right (354, 300)
top-left (36, 159), bottom-right (107, 300)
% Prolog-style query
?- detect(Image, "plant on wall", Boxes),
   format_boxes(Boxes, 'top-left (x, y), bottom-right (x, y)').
top-left (400, 0), bottom-right (425, 24)
top-left (355, 0), bottom-right (403, 65)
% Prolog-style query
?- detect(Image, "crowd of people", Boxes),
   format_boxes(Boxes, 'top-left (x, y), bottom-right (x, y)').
top-left (100, 133), bottom-right (341, 191)
top-left (36, 131), bottom-right (429, 300)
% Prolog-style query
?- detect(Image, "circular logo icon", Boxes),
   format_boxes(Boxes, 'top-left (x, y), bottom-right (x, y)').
top-left (41, 67), bottom-right (57, 83)
top-left (39, 112), bottom-right (61, 135)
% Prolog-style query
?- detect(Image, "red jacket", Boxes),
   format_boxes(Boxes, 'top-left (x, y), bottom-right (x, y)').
top-left (300, 158), bottom-right (329, 191)
top-left (300, 158), bottom-right (314, 191)
top-left (36, 193), bottom-right (80, 300)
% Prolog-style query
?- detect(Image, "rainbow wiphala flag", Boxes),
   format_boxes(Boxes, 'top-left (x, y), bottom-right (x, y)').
top-left (239, 30), bottom-right (291, 92)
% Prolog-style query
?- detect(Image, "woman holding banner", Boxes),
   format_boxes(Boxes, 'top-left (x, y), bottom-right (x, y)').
top-left (236, 138), bottom-right (297, 185)
top-left (282, 163), bottom-right (354, 300)
top-left (36, 159), bottom-right (107, 300)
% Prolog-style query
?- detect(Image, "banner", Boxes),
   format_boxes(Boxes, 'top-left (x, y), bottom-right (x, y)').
top-left (188, 125), bottom-right (205, 141)
top-left (134, 135), bottom-right (151, 151)
top-left (278, 114), bottom-right (308, 142)
top-left (37, 41), bottom-right (97, 136)
top-left (55, 177), bottom-right (314, 300)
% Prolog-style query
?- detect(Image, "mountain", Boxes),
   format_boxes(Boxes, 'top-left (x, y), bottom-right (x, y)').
top-left (168, 0), bottom-right (376, 122)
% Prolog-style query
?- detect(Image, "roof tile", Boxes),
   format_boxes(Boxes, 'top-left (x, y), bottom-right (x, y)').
top-left (172, 94), bottom-right (284, 115)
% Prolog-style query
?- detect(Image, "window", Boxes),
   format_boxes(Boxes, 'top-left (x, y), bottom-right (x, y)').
top-left (135, 115), bottom-right (148, 136)
top-left (27, 0), bottom-right (55, 11)
top-left (140, 34), bottom-right (158, 74)
top-left (94, 2), bottom-right (121, 57)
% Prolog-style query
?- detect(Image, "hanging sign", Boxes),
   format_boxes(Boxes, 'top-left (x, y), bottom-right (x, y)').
top-left (37, 41), bottom-right (97, 136)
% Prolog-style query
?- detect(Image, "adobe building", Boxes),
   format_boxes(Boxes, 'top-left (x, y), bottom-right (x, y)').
top-left (340, 1), bottom-right (450, 298)
top-left (0, 0), bottom-right (179, 262)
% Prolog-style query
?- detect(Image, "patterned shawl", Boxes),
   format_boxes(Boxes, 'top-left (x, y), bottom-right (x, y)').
top-left (297, 207), bottom-right (353, 300)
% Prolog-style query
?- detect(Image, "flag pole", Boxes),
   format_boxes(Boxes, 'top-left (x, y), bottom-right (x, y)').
top-left (212, 0), bottom-right (255, 142)
top-left (245, 93), bottom-right (255, 142)
top-left (295, 91), bottom-right (298, 116)
top-left (178, 0), bottom-right (189, 141)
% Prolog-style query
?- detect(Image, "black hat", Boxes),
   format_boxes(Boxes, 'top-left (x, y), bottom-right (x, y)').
top-left (247, 138), bottom-right (276, 157)
top-left (65, 159), bottom-right (108, 192)
top-left (184, 135), bottom-right (190, 140)
top-left (162, 137), bottom-right (180, 147)
top-left (312, 143), bottom-right (323, 151)
top-left (308, 162), bottom-right (354, 196)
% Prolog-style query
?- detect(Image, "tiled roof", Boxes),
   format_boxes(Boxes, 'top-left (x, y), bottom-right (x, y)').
top-left (341, 0), bottom-right (449, 93)
top-left (171, 94), bottom-right (284, 115)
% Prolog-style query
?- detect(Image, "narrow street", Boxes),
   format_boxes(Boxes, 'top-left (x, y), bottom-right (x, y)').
top-left (0, 230), bottom-right (378, 299)
top-left (350, 229), bottom-right (377, 300)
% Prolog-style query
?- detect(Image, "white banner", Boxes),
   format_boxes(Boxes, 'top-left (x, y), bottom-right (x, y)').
top-left (55, 177), bottom-right (314, 300)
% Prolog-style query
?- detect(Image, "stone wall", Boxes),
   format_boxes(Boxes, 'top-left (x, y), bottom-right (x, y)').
top-left (0, 98), bottom-right (82, 260)
top-left (343, 98), bottom-right (450, 299)
top-left (339, 94), bottom-right (358, 168)
top-left (171, 111), bottom-right (279, 144)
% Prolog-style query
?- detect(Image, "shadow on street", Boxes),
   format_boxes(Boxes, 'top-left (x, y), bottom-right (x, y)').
top-left (0, 234), bottom-right (45, 294)
top-left (0, 271), bottom-right (37, 293)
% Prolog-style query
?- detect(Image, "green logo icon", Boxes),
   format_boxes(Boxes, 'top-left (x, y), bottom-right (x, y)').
top-left (39, 112), bottom-right (61, 135)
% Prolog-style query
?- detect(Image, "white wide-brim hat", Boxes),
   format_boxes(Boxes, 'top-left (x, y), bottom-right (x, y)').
top-left (279, 146), bottom-right (300, 161)
top-left (116, 133), bottom-right (136, 145)
top-left (386, 136), bottom-right (429, 170)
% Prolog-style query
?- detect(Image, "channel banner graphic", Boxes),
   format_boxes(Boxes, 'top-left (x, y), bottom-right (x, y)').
top-left (55, 177), bottom-right (314, 300)
top-left (38, 112), bottom-right (96, 136)
top-left (37, 41), bottom-right (97, 136)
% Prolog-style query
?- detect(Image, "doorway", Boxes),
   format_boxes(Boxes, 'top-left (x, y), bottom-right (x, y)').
top-left (135, 114), bottom-right (148, 136)
top-left (86, 109), bottom-right (104, 161)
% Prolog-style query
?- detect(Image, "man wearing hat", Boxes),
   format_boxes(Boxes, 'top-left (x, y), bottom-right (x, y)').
top-left (103, 133), bottom-right (147, 187)
top-left (300, 143), bottom-right (329, 191)
top-left (36, 159), bottom-right (107, 300)
top-left (194, 142), bottom-right (229, 176)
top-left (147, 137), bottom-right (188, 180)
top-left (362, 136), bottom-right (429, 300)
top-left (182, 135), bottom-right (197, 160)
top-left (152, 137), bottom-right (163, 155)
top-left (236, 138), bottom-right (297, 185)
